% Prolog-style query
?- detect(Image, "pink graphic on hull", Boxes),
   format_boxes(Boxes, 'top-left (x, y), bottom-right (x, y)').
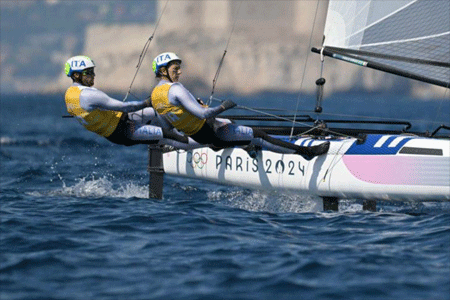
top-left (343, 155), bottom-right (448, 186)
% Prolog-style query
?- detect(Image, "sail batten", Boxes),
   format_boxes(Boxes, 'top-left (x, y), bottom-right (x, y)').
top-left (342, 0), bottom-right (418, 46)
top-left (323, 0), bottom-right (450, 88)
top-left (351, 31), bottom-right (450, 49)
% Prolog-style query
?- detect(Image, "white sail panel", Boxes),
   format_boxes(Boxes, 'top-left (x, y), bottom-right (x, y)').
top-left (323, 0), bottom-right (450, 87)
top-left (324, 0), bottom-right (415, 48)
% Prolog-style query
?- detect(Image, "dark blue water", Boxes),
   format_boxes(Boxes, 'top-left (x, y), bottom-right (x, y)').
top-left (1, 93), bottom-right (449, 300)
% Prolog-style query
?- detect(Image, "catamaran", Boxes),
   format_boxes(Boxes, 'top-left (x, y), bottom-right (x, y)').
top-left (150, 0), bottom-right (449, 209)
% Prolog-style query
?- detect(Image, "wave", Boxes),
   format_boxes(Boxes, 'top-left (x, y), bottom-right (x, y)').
top-left (23, 171), bottom-right (450, 215)
top-left (0, 254), bottom-right (76, 273)
top-left (29, 176), bottom-right (148, 199)
top-left (1, 135), bottom-right (105, 148)
top-left (0, 136), bottom-right (52, 146)
top-left (207, 189), bottom-right (324, 213)
top-left (206, 189), bottom-right (450, 214)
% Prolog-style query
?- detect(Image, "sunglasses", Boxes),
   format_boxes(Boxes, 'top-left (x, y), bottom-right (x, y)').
top-left (82, 69), bottom-right (95, 76)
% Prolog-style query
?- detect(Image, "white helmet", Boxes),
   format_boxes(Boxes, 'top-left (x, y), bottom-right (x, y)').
top-left (152, 52), bottom-right (181, 75)
top-left (65, 55), bottom-right (95, 77)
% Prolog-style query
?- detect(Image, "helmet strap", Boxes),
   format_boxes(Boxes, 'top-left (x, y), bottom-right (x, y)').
top-left (160, 66), bottom-right (174, 83)
top-left (167, 72), bottom-right (174, 83)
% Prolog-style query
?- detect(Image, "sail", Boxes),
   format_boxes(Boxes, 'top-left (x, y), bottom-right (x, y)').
top-left (322, 0), bottom-right (450, 88)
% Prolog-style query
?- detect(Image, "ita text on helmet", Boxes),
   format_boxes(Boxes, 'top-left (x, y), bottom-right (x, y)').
top-left (152, 52), bottom-right (182, 75)
top-left (65, 56), bottom-right (95, 77)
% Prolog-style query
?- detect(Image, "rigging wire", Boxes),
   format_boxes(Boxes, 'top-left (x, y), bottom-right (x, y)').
top-left (236, 105), bottom-right (313, 127)
top-left (204, 2), bottom-right (335, 135)
top-left (432, 85), bottom-right (450, 128)
top-left (209, 97), bottom-right (348, 138)
top-left (208, 97), bottom-right (324, 129)
top-left (206, 2), bottom-right (447, 139)
top-left (210, 95), bottom-right (445, 138)
top-left (211, 96), bottom-right (443, 126)
top-left (313, 110), bottom-right (446, 126)
top-left (289, 0), bottom-right (322, 140)
top-left (207, 1), bottom-right (243, 106)
top-left (236, 104), bottom-right (351, 138)
top-left (122, 0), bottom-right (169, 102)
top-left (205, 2), bottom-right (346, 136)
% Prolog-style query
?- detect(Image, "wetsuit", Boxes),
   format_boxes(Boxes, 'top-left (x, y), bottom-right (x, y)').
top-left (152, 80), bottom-right (306, 154)
top-left (65, 83), bottom-right (200, 149)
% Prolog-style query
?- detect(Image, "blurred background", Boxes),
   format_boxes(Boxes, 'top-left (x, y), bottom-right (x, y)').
top-left (1, 0), bottom-right (447, 99)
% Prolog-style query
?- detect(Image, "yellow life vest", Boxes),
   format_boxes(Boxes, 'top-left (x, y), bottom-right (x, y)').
top-left (151, 83), bottom-right (206, 136)
top-left (64, 85), bottom-right (123, 137)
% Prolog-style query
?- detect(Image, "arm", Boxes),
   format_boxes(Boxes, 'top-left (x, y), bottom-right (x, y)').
top-left (169, 83), bottom-right (234, 119)
top-left (80, 88), bottom-right (149, 113)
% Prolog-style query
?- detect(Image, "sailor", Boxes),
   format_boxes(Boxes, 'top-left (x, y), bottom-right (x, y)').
top-left (150, 52), bottom-right (330, 159)
top-left (64, 55), bottom-right (200, 150)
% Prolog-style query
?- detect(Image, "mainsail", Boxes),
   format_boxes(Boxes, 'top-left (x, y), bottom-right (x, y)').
top-left (320, 0), bottom-right (450, 88)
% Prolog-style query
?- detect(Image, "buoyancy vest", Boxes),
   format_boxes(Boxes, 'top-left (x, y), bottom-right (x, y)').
top-left (151, 83), bottom-right (206, 135)
top-left (65, 85), bottom-right (123, 137)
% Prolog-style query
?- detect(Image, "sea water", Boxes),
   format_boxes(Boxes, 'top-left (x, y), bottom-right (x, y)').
top-left (1, 93), bottom-right (449, 300)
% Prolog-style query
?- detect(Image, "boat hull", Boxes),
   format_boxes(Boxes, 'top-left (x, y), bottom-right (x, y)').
top-left (163, 134), bottom-right (450, 202)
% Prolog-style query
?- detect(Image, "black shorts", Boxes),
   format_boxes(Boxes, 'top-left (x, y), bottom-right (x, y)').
top-left (190, 121), bottom-right (249, 149)
top-left (106, 114), bottom-right (158, 146)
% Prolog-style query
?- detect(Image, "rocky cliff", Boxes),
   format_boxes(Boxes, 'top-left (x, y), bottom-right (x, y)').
top-left (1, 1), bottom-right (447, 99)
top-left (41, 23), bottom-right (446, 99)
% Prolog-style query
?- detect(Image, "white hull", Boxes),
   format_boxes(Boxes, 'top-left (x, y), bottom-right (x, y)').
top-left (163, 134), bottom-right (450, 202)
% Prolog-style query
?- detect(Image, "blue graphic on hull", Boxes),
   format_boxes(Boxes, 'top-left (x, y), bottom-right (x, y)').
top-left (270, 134), bottom-right (414, 156)
top-left (345, 134), bottom-right (413, 155)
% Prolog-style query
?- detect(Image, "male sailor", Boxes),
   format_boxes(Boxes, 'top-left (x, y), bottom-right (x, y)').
top-left (64, 55), bottom-right (200, 150)
top-left (150, 52), bottom-right (330, 159)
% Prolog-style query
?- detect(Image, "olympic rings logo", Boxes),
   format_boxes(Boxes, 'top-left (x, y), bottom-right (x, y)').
top-left (187, 151), bottom-right (208, 169)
